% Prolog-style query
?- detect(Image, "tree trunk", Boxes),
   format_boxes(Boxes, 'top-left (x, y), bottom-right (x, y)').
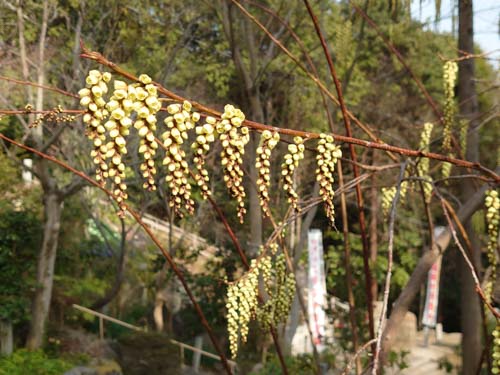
top-left (458, 1), bottom-right (482, 372)
top-left (0, 320), bottom-right (13, 355)
top-left (381, 184), bottom-right (489, 358)
top-left (26, 192), bottom-right (63, 349)
top-left (369, 156), bottom-right (379, 300)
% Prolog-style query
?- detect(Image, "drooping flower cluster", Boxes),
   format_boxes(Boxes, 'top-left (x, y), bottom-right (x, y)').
top-left (161, 101), bottom-right (200, 216)
top-left (417, 122), bottom-right (434, 202)
top-left (316, 134), bottom-right (342, 226)
top-left (217, 105), bottom-right (249, 223)
top-left (192, 116), bottom-right (218, 199)
top-left (381, 186), bottom-right (396, 218)
top-left (255, 130), bottom-right (280, 216)
top-left (271, 254), bottom-right (296, 324)
top-left (459, 119), bottom-right (468, 155)
top-left (281, 136), bottom-right (305, 210)
top-left (381, 173), bottom-right (409, 219)
top-left (28, 104), bottom-right (76, 128)
top-left (226, 259), bottom-right (259, 358)
top-left (441, 158), bottom-right (453, 182)
top-left (80, 70), bottom-right (112, 186)
top-left (132, 74), bottom-right (161, 191)
top-left (256, 251), bottom-right (295, 330)
top-left (103, 79), bottom-right (136, 213)
top-left (442, 61), bottom-right (458, 152)
top-left (493, 324), bottom-right (500, 374)
top-left (485, 190), bottom-right (499, 301)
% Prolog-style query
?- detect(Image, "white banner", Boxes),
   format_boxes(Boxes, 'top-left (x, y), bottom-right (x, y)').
top-left (308, 229), bottom-right (327, 347)
top-left (422, 227), bottom-right (445, 327)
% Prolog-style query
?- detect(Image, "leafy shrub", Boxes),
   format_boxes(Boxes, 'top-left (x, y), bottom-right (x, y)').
top-left (0, 349), bottom-right (74, 375)
top-left (250, 354), bottom-right (316, 375)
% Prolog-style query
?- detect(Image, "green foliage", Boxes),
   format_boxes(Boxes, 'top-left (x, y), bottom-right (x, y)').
top-left (249, 354), bottom-right (316, 375)
top-left (0, 349), bottom-right (74, 375)
top-left (0, 205), bottom-right (41, 323)
top-left (386, 350), bottom-right (410, 371)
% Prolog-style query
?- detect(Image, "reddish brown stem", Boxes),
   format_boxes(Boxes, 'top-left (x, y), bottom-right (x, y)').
top-left (337, 160), bottom-right (361, 374)
top-left (242, 0), bottom-right (334, 130)
top-left (349, 2), bottom-right (442, 122)
top-left (78, 43), bottom-right (499, 182)
top-left (0, 75), bottom-right (79, 99)
top-left (303, 0), bottom-right (375, 348)
top-left (0, 132), bottom-right (234, 375)
top-left (176, 144), bottom-right (288, 373)
top-left (226, 1), bottom-right (395, 161)
top-left (439, 196), bottom-right (499, 320)
top-left (0, 109), bottom-right (84, 115)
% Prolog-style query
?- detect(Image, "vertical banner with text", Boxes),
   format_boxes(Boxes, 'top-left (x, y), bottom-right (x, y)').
top-left (422, 227), bottom-right (445, 328)
top-left (308, 229), bottom-right (327, 348)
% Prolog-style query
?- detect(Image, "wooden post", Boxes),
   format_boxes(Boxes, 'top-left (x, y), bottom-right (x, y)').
top-left (0, 320), bottom-right (13, 355)
top-left (192, 335), bottom-right (203, 372)
top-left (99, 316), bottom-right (104, 340)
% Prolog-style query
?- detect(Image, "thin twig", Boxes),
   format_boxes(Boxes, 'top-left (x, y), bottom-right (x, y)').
top-left (242, 0), bottom-right (335, 131)
top-left (228, 0), bottom-right (394, 159)
top-left (438, 49), bottom-right (499, 63)
top-left (267, 212), bottom-right (321, 375)
top-left (0, 75), bottom-right (79, 98)
top-left (337, 160), bottom-right (361, 374)
top-left (303, 0), bottom-right (375, 348)
top-left (349, 2), bottom-right (442, 122)
top-left (78, 43), bottom-right (499, 182)
top-left (341, 338), bottom-right (377, 375)
top-left (372, 162), bottom-right (408, 374)
top-left (438, 192), bottom-right (500, 320)
top-left (0, 132), bottom-right (235, 375)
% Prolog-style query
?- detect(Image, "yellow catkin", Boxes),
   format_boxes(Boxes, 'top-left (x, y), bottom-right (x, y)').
top-left (256, 250), bottom-right (296, 330)
top-left (417, 122), bottom-right (434, 202)
top-left (281, 136), bottom-right (305, 210)
top-left (381, 186), bottom-right (397, 219)
top-left (493, 323), bottom-right (500, 374)
top-left (103, 79), bottom-right (135, 215)
top-left (485, 190), bottom-right (499, 301)
top-left (255, 130), bottom-right (280, 216)
top-left (226, 259), bottom-right (260, 358)
top-left (441, 154), bottom-right (453, 182)
top-left (192, 116), bottom-right (217, 199)
top-left (459, 119), bottom-right (468, 155)
top-left (316, 134), bottom-right (342, 227)
top-left (442, 61), bottom-right (458, 152)
top-left (133, 74), bottom-right (161, 191)
top-left (161, 101), bottom-right (200, 216)
top-left (217, 104), bottom-right (249, 223)
top-left (80, 70), bottom-right (111, 187)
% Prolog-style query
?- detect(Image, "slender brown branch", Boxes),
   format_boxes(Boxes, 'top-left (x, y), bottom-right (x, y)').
top-left (170, 140), bottom-right (288, 372)
top-left (441, 198), bottom-right (474, 254)
top-left (418, 179), bottom-right (436, 254)
top-left (372, 162), bottom-right (407, 374)
top-left (337, 160), bottom-right (361, 374)
top-left (349, 2), bottom-right (442, 122)
top-left (303, 0), bottom-right (375, 348)
top-left (438, 193), bottom-right (500, 320)
top-left (206, 199), bottom-right (288, 374)
top-left (227, 0), bottom-right (394, 158)
top-left (0, 109), bottom-right (84, 115)
top-left (242, 0), bottom-right (334, 131)
top-left (78, 42), bottom-right (499, 182)
top-left (0, 75), bottom-right (79, 98)
top-left (438, 49), bottom-right (499, 63)
top-left (267, 213), bottom-right (321, 375)
top-left (0, 132), bottom-right (234, 375)
top-left (341, 338), bottom-right (377, 375)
